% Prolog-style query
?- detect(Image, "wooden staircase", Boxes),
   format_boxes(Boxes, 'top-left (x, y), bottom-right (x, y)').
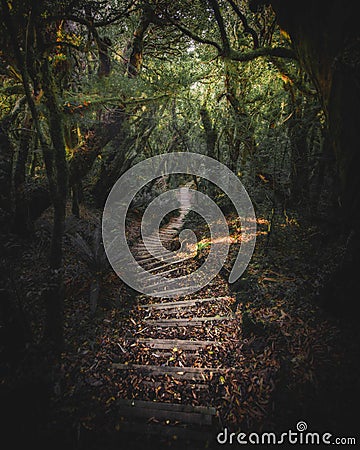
top-left (113, 188), bottom-right (239, 447)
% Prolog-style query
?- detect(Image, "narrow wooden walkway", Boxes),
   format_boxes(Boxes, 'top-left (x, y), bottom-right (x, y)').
top-left (113, 187), bottom-right (240, 446)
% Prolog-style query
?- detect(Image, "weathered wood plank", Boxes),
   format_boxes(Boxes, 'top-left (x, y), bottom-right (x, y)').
top-left (139, 296), bottom-right (231, 310)
top-left (133, 247), bottom-right (159, 256)
top-left (116, 420), bottom-right (214, 441)
top-left (134, 253), bottom-right (182, 267)
top-left (136, 338), bottom-right (220, 350)
top-left (142, 380), bottom-right (209, 390)
top-left (117, 399), bottom-right (216, 415)
top-left (144, 255), bottom-right (184, 268)
top-left (145, 316), bottom-right (235, 327)
top-left (118, 406), bottom-right (213, 425)
top-left (112, 363), bottom-right (227, 380)
top-left (140, 266), bottom-right (184, 280)
top-left (146, 282), bottom-right (218, 297)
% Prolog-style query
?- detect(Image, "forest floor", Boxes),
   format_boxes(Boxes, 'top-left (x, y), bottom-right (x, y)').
top-left (1, 202), bottom-right (359, 449)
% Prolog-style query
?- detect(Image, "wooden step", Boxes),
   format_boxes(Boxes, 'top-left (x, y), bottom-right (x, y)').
top-left (116, 420), bottom-right (214, 441)
top-left (133, 246), bottom-right (163, 255)
top-left (139, 296), bottom-right (231, 310)
top-left (145, 282), bottom-right (219, 297)
top-left (159, 232), bottom-right (177, 237)
top-left (134, 252), bottom-right (181, 266)
top-left (134, 253), bottom-right (161, 264)
top-left (141, 235), bottom-right (167, 241)
top-left (146, 260), bottom-right (184, 278)
top-left (140, 279), bottom-right (184, 291)
top-left (140, 265), bottom-right (185, 280)
top-left (144, 254), bottom-right (185, 268)
top-left (142, 236), bottom-right (175, 244)
top-left (145, 316), bottom-right (235, 327)
top-left (133, 251), bottom-right (157, 260)
top-left (112, 363), bottom-right (227, 380)
top-left (136, 338), bottom-right (221, 350)
top-left (118, 398), bottom-right (215, 415)
top-left (135, 242), bottom-right (168, 251)
top-left (142, 380), bottom-right (209, 390)
top-left (134, 258), bottom-right (177, 271)
top-left (116, 399), bottom-right (216, 425)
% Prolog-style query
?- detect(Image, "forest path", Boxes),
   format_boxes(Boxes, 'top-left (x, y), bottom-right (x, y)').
top-left (111, 187), bottom-right (242, 448)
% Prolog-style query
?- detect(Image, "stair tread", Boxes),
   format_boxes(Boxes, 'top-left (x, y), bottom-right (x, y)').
top-left (139, 296), bottom-right (230, 309)
top-left (145, 316), bottom-right (235, 326)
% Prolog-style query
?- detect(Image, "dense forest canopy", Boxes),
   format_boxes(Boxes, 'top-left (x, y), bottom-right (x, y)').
top-left (1, 0), bottom-right (359, 448)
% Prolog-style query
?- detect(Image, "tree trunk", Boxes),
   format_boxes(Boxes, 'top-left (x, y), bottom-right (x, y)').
top-left (71, 184), bottom-right (80, 218)
top-left (224, 60), bottom-right (256, 177)
top-left (228, 132), bottom-right (241, 175)
top-left (269, 0), bottom-right (360, 312)
top-left (0, 119), bottom-right (14, 228)
top-left (199, 106), bottom-right (218, 197)
top-left (287, 92), bottom-right (310, 205)
top-left (29, 136), bottom-right (38, 178)
top-left (200, 107), bottom-right (217, 160)
top-left (13, 109), bottom-right (32, 234)
top-left (125, 15), bottom-right (150, 78)
top-left (39, 36), bottom-right (69, 350)
top-left (270, 0), bottom-right (360, 228)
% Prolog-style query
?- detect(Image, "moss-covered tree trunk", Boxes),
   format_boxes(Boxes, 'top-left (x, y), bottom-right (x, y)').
top-left (287, 91), bottom-right (310, 205)
top-left (2, 0), bottom-right (69, 349)
top-left (200, 107), bottom-right (217, 160)
top-left (270, 0), bottom-right (360, 228)
top-left (0, 111), bottom-right (16, 229)
top-left (224, 60), bottom-right (256, 177)
top-left (39, 43), bottom-right (68, 350)
top-left (200, 106), bottom-right (218, 197)
top-left (13, 109), bottom-right (32, 234)
top-left (269, 0), bottom-right (360, 310)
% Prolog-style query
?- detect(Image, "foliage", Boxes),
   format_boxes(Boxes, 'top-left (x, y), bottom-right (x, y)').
top-left (70, 226), bottom-right (108, 314)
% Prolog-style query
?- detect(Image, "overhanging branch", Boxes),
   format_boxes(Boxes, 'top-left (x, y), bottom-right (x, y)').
top-left (226, 0), bottom-right (259, 49)
top-left (163, 13), bottom-right (222, 52)
top-left (229, 46), bottom-right (296, 61)
top-left (208, 0), bottom-right (231, 55)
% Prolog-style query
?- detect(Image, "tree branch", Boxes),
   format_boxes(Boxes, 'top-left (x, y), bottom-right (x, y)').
top-left (91, 0), bottom-right (137, 27)
top-left (207, 0), bottom-right (230, 55)
top-left (0, 0), bottom-right (57, 202)
top-left (226, 0), bottom-right (259, 49)
top-left (48, 1), bottom-right (137, 28)
top-left (229, 46), bottom-right (296, 61)
top-left (163, 13), bottom-right (222, 52)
